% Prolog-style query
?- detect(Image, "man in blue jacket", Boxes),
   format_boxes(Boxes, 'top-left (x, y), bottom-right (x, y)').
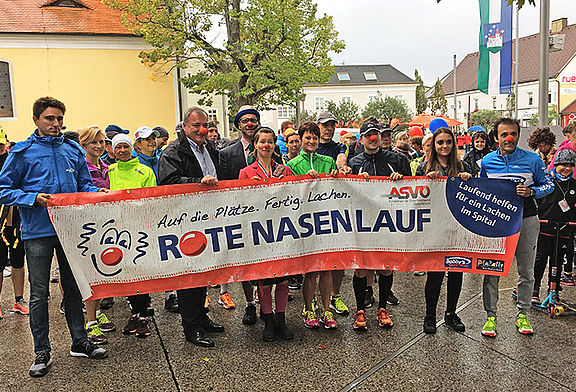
top-left (0, 97), bottom-right (108, 377)
top-left (479, 118), bottom-right (554, 337)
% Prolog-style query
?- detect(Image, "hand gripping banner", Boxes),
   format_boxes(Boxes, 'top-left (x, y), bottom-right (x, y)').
top-left (47, 175), bottom-right (523, 300)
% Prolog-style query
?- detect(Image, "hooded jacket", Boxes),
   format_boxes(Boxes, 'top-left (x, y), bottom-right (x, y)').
top-left (462, 134), bottom-right (491, 177)
top-left (0, 132), bottom-right (100, 240)
top-left (108, 158), bottom-right (156, 191)
top-left (548, 138), bottom-right (576, 175)
top-left (287, 150), bottom-right (336, 175)
top-left (536, 168), bottom-right (576, 237)
top-left (349, 148), bottom-right (412, 176)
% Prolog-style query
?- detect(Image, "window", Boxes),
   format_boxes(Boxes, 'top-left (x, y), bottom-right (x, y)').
top-left (394, 95), bottom-right (405, 102)
top-left (277, 105), bottom-right (296, 119)
top-left (364, 72), bottom-right (377, 81)
top-left (42, 0), bottom-right (88, 8)
top-left (492, 96), bottom-right (497, 109)
top-left (207, 108), bottom-right (218, 121)
top-left (458, 100), bottom-right (462, 109)
top-left (0, 60), bottom-right (15, 119)
top-left (368, 95), bottom-right (378, 103)
top-left (314, 97), bottom-right (326, 111)
top-left (474, 98), bottom-right (478, 110)
top-left (528, 92), bottom-right (534, 106)
top-left (337, 73), bottom-right (350, 81)
top-left (341, 96), bottom-right (351, 103)
top-left (548, 92), bottom-right (552, 104)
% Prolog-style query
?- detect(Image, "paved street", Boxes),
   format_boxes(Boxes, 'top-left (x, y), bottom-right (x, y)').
top-left (1, 263), bottom-right (575, 392)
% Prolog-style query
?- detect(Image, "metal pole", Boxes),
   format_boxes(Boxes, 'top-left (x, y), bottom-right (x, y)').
top-left (453, 54), bottom-right (457, 122)
top-left (538, 0), bottom-right (550, 126)
top-left (295, 97), bottom-right (301, 127)
top-left (514, 6), bottom-right (519, 120)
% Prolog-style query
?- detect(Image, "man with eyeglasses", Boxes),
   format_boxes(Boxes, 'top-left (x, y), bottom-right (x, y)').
top-left (0, 97), bottom-right (108, 377)
top-left (158, 106), bottom-right (225, 347)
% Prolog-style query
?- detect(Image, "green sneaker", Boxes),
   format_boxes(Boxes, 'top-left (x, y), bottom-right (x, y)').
top-left (515, 314), bottom-right (533, 335)
top-left (302, 296), bottom-right (318, 316)
top-left (96, 311), bottom-right (116, 333)
top-left (86, 322), bottom-right (108, 345)
top-left (481, 317), bottom-right (497, 337)
top-left (330, 295), bottom-right (349, 315)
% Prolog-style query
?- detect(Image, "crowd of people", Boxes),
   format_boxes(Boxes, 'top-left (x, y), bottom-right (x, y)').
top-left (0, 96), bottom-right (574, 378)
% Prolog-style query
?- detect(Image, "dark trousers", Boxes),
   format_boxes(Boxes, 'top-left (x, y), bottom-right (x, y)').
top-left (177, 286), bottom-right (208, 337)
top-left (425, 271), bottom-right (463, 317)
top-left (127, 294), bottom-right (150, 316)
top-left (534, 233), bottom-right (573, 288)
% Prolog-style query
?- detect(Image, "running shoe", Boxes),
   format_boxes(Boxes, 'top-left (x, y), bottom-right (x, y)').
top-left (561, 273), bottom-right (575, 286)
top-left (59, 301), bottom-right (65, 315)
top-left (387, 291), bottom-right (400, 306)
top-left (481, 317), bottom-right (497, 337)
top-left (123, 315), bottom-right (139, 335)
top-left (516, 314), bottom-right (533, 335)
top-left (303, 310), bottom-right (320, 328)
top-left (164, 293), bottom-right (179, 313)
top-left (531, 290), bottom-right (540, 304)
top-left (353, 310), bottom-right (367, 331)
top-left (50, 268), bottom-right (59, 283)
top-left (444, 312), bottom-right (464, 332)
top-left (218, 292), bottom-right (236, 309)
top-left (3, 266), bottom-right (11, 278)
top-left (136, 317), bottom-right (151, 338)
top-left (99, 297), bottom-right (114, 309)
top-left (413, 271), bottom-right (426, 276)
top-left (364, 291), bottom-right (375, 309)
top-left (319, 310), bottom-right (338, 329)
top-left (377, 308), bottom-right (393, 328)
top-left (423, 315), bottom-right (436, 334)
top-left (302, 296), bottom-right (318, 316)
top-left (330, 295), bottom-right (349, 315)
top-left (86, 322), bottom-right (108, 345)
top-left (204, 295), bottom-right (211, 309)
top-left (288, 277), bottom-right (301, 290)
top-left (12, 298), bottom-right (29, 315)
top-left (97, 312), bottom-right (116, 332)
top-left (29, 351), bottom-right (51, 377)
top-left (70, 339), bottom-right (108, 359)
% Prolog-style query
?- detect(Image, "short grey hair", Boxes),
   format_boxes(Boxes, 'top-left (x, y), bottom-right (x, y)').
top-left (183, 107), bottom-right (208, 124)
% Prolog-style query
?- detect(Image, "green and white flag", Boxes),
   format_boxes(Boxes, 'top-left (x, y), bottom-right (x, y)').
top-left (478, 0), bottom-right (513, 95)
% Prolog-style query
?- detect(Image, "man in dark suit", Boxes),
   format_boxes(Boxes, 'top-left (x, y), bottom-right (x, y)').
top-left (158, 106), bottom-right (224, 347)
top-left (219, 105), bottom-right (263, 325)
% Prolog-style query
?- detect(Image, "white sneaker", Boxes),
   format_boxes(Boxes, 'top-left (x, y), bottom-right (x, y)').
top-left (3, 266), bottom-right (11, 278)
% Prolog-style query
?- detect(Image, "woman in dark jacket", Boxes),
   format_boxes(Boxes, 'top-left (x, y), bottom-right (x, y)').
top-left (462, 131), bottom-right (490, 177)
top-left (416, 128), bottom-right (471, 335)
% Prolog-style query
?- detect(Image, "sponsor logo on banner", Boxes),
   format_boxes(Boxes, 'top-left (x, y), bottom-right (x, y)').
top-left (388, 185), bottom-right (431, 200)
top-left (444, 256), bottom-right (473, 269)
top-left (476, 258), bottom-right (505, 272)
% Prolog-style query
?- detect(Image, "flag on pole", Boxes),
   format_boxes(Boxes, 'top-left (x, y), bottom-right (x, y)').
top-left (478, 0), bottom-right (513, 95)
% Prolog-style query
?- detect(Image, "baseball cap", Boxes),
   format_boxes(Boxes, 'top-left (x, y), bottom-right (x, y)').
top-left (105, 124), bottom-right (129, 135)
top-left (359, 122), bottom-right (380, 136)
top-left (153, 126), bottom-right (169, 138)
top-left (134, 126), bottom-right (159, 141)
top-left (317, 112), bottom-right (337, 124)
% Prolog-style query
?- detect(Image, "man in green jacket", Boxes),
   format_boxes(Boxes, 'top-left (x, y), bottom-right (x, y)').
top-left (108, 134), bottom-right (156, 338)
top-left (287, 122), bottom-right (339, 330)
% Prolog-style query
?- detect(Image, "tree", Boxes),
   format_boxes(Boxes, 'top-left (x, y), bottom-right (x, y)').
top-left (505, 88), bottom-right (516, 118)
top-left (528, 105), bottom-right (561, 126)
top-left (290, 109), bottom-right (316, 126)
top-left (106, 0), bottom-right (345, 111)
top-left (361, 94), bottom-right (412, 124)
top-left (414, 69), bottom-right (427, 114)
top-left (428, 78), bottom-right (447, 116)
top-left (326, 100), bottom-right (360, 125)
top-left (470, 109), bottom-right (501, 131)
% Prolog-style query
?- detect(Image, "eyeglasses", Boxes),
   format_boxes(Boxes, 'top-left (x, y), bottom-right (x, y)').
top-left (240, 117), bottom-right (259, 124)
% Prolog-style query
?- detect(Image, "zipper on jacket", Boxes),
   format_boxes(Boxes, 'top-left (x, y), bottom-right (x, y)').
top-left (52, 143), bottom-right (63, 191)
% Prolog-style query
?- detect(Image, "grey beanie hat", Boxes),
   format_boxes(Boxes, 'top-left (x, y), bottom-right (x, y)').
top-left (555, 149), bottom-right (576, 166)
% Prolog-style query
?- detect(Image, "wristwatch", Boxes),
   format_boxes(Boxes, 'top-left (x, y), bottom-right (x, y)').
top-left (530, 188), bottom-right (536, 197)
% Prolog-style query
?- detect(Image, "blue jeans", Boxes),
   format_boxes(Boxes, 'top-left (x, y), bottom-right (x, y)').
top-left (24, 236), bottom-right (87, 354)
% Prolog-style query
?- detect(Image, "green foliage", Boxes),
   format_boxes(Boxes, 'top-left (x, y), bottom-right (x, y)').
top-left (105, 0), bottom-right (345, 111)
top-left (428, 78), bottom-right (447, 116)
top-left (505, 88), bottom-right (516, 118)
top-left (326, 100), bottom-right (360, 124)
top-left (290, 109), bottom-right (317, 127)
top-left (361, 94), bottom-right (412, 124)
top-left (528, 105), bottom-right (561, 126)
top-left (414, 69), bottom-right (427, 114)
top-left (470, 109), bottom-right (502, 131)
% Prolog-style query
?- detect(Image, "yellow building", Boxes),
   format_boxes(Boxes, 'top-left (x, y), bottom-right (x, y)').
top-left (0, 0), bottom-right (179, 142)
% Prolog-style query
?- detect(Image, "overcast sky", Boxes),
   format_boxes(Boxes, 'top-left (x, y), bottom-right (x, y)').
top-left (314, 0), bottom-right (576, 86)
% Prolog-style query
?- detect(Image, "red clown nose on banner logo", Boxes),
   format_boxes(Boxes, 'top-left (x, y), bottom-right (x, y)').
top-left (369, 134), bottom-right (378, 142)
top-left (505, 135), bottom-right (515, 143)
top-left (179, 231), bottom-right (208, 256)
top-left (101, 247), bottom-right (123, 266)
top-left (199, 127), bottom-right (208, 135)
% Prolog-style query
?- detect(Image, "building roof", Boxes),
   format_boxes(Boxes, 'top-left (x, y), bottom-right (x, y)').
top-left (307, 64), bottom-right (416, 87)
top-left (442, 22), bottom-right (576, 95)
top-left (0, 0), bottom-right (134, 36)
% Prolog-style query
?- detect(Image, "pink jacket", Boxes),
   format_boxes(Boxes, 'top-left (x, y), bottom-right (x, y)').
top-left (548, 139), bottom-right (576, 175)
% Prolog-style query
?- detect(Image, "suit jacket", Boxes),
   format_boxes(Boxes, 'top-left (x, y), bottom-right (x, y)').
top-left (158, 131), bottom-right (220, 185)
top-left (220, 137), bottom-right (283, 180)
